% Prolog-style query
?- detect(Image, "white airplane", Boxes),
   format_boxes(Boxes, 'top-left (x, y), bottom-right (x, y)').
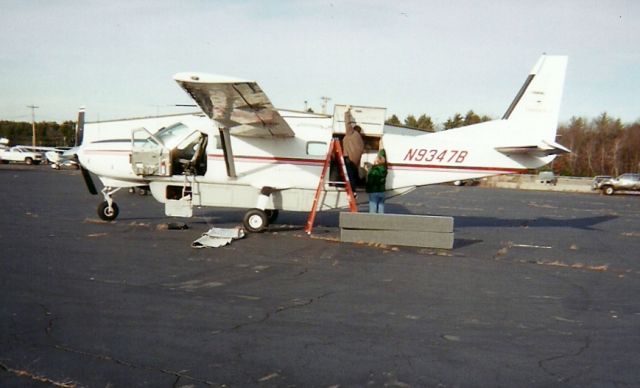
top-left (76, 55), bottom-right (569, 232)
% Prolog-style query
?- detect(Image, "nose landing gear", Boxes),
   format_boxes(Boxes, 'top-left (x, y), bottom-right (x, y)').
top-left (97, 187), bottom-right (122, 221)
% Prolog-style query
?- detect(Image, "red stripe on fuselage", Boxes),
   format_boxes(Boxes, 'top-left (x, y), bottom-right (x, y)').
top-left (389, 162), bottom-right (525, 174)
top-left (82, 150), bottom-right (524, 174)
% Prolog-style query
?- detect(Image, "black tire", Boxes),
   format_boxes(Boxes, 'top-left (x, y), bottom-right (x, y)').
top-left (265, 209), bottom-right (279, 224)
top-left (97, 201), bottom-right (119, 221)
top-left (24, 157), bottom-right (33, 165)
top-left (243, 208), bottom-right (268, 233)
top-left (603, 186), bottom-right (615, 196)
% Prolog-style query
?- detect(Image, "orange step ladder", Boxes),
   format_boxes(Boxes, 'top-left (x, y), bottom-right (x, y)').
top-left (305, 138), bottom-right (358, 235)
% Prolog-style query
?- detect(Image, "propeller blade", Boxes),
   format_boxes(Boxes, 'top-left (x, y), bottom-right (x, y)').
top-left (80, 165), bottom-right (98, 195)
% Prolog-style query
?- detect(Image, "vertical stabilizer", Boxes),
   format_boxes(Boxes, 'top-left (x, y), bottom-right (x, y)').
top-left (503, 55), bottom-right (568, 142)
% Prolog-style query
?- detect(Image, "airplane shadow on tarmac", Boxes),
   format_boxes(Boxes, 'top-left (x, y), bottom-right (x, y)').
top-left (116, 205), bottom-right (617, 238)
top-left (451, 214), bottom-right (618, 230)
top-left (190, 205), bottom-right (618, 232)
top-left (382, 204), bottom-right (618, 231)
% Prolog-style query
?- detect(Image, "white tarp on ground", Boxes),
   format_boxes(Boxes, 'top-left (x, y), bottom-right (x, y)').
top-left (191, 226), bottom-right (245, 248)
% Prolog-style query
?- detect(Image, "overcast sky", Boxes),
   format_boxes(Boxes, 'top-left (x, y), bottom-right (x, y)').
top-left (1, 0), bottom-right (638, 125)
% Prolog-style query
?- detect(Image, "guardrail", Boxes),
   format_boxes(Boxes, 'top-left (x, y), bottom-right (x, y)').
top-left (482, 174), bottom-right (594, 193)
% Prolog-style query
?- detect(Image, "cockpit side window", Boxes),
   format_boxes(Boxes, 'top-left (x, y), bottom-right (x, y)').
top-left (153, 123), bottom-right (194, 149)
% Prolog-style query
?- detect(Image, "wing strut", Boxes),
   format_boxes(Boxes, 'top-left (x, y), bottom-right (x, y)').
top-left (218, 127), bottom-right (237, 178)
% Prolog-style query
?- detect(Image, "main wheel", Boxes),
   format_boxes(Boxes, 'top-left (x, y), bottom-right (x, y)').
top-left (97, 201), bottom-right (119, 221)
top-left (265, 209), bottom-right (279, 224)
top-left (603, 186), bottom-right (615, 196)
top-left (25, 157), bottom-right (33, 165)
top-left (243, 208), bottom-right (268, 233)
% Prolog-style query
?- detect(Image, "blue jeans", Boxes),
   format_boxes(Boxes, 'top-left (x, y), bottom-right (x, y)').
top-left (368, 192), bottom-right (385, 213)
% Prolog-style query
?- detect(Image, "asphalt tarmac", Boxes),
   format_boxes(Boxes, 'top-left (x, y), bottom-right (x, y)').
top-left (1, 164), bottom-right (639, 387)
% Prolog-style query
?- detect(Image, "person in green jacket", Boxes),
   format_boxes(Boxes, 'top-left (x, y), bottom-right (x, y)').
top-left (366, 149), bottom-right (388, 213)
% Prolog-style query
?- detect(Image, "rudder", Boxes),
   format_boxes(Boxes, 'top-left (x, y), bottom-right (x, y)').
top-left (503, 55), bottom-right (568, 142)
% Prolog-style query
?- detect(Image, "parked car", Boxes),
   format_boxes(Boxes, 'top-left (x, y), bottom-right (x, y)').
top-left (593, 173), bottom-right (640, 195)
top-left (591, 175), bottom-right (612, 190)
top-left (537, 171), bottom-right (557, 185)
top-left (0, 146), bottom-right (44, 165)
top-left (452, 179), bottom-right (480, 186)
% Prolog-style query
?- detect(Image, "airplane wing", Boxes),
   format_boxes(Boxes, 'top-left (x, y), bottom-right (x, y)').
top-left (173, 73), bottom-right (295, 138)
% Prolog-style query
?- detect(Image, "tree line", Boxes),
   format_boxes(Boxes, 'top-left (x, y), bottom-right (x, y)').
top-left (2, 111), bottom-right (638, 177)
top-left (385, 110), bottom-right (491, 131)
top-left (389, 111), bottom-right (640, 177)
top-left (0, 120), bottom-right (76, 146)
top-left (554, 113), bottom-right (640, 177)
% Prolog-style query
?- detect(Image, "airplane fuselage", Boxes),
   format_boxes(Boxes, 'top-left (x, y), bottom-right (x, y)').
top-left (79, 110), bottom-right (554, 213)
top-left (76, 55), bottom-right (568, 227)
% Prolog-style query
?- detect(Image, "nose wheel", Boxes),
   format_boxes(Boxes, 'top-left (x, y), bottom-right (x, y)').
top-left (97, 186), bottom-right (122, 221)
top-left (97, 201), bottom-right (119, 221)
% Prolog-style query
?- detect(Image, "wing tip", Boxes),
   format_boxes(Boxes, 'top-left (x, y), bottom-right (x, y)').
top-left (173, 72), bottom-right (253, 84)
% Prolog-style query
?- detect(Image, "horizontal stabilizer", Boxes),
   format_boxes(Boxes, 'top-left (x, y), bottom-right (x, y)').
top-left (496, 140), bottom-right (570, 156)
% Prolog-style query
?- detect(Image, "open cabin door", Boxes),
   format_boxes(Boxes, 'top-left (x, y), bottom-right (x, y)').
top-left (131, 123), bottom-right (207, 177)
top-left (331, 105), bottom-right (387, 184)
top-left (332, 104), bottom-right (386, 137)
top-left (131, 127), bottom-right (172, 176)
top-left (130, 123), bottom-right (208, 219)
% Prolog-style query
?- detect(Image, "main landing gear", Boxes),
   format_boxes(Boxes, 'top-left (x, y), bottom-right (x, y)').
top-left (242, 209), bottom-right (279, 233)
top-left (97, 187), bottom-right (121, 221)
top-left (241, 187), bottom-right (280, 233)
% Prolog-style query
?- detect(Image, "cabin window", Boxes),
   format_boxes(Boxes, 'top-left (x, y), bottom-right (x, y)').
top-left (306, 141), bottom-right (327, 156)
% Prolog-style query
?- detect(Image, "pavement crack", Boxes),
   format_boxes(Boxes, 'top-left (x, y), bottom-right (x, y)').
top-left (226, 291), bottom-right (335, 333)
top-left (51, 344), bottom-right (221, 386)
top-left (275, 292), bottom-right (334, 314)
top-left (38, 303), bottom-right (56, 336)
top-left (231, 312), bottom-right (271, 331)
top-left (538, 335), bottom-right (592, 382)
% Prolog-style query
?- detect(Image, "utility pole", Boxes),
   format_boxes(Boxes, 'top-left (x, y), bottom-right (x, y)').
top-left (27, 105), bottom-right (39, 147)
top-left (320, 96), bottom-right (331, 115)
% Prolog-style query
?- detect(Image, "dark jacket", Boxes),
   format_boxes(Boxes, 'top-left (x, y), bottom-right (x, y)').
top-left (366, 164), bottom-right (387, 193)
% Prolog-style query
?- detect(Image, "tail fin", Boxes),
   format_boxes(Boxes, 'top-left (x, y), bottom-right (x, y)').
top-left (502, 55), bottom-right (568, 142)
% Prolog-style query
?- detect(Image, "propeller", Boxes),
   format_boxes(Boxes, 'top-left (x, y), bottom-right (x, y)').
top-left (72, 108), bottom-right (98, 195)
top-left (80, 163), bottom-right (98, 195)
